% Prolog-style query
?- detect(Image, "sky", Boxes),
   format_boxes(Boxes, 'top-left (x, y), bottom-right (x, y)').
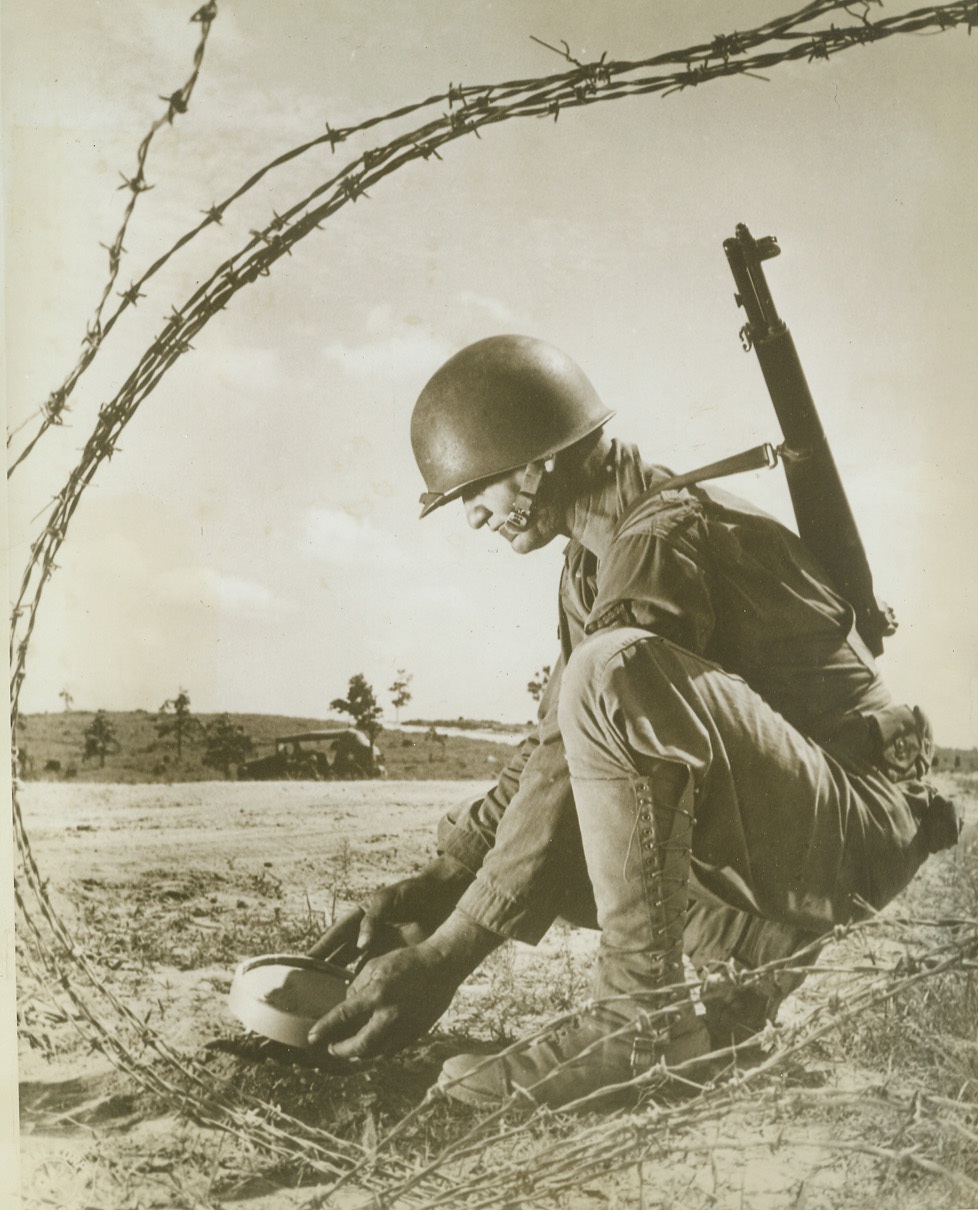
top-left (3, 0), bottom-right (977, 744)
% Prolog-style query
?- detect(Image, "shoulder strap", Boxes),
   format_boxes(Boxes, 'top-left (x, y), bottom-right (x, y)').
top-left (614, 440), bottom-right (795, 538)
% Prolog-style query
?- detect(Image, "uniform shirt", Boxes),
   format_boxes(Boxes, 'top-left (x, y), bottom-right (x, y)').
top-left (437, 441), bottom-right (893, 942)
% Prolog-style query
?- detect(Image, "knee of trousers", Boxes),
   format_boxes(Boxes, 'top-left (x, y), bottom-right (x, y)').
top-left (558, 628), bottom-right (694, 778)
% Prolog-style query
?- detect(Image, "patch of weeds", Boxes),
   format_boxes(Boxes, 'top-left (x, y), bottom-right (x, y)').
top-left (550, 926), bottom-right (592, 1011)
top-left (69, 866), bottom-right (328, 973)
top-left (169, 1031), bottom-right (494, 1195)
top-left (837, 968), bottom-right (977, 1096)
top-left (249, 863), bottom-right (283, 899)
top-left (831, 836), bottom-right (978, 1193)
top-left (442, 927), bottom-right (592, 1046)
top-left (17, 988), bottom-right (80, 1062)
top-left (325, 838), bottom-right (354, 924)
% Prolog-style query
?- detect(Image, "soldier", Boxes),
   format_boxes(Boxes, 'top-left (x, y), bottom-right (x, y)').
top-left (307, 335), bottom-right (956, 1109)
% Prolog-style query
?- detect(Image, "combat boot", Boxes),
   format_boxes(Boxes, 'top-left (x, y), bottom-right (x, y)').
top-left (439, 766), bottom-right (711, 1110)
top-left (440, 1001), bottom-right (709, 1110)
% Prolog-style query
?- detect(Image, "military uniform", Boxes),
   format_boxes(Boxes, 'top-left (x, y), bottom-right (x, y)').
top-left (436, 441), bottom-right (939, 1032)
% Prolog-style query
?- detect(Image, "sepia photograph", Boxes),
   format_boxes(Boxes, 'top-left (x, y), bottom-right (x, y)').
top-left (4, 2), bottom-right (977, 1207)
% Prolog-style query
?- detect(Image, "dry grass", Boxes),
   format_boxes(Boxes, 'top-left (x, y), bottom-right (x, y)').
top-left (15, 773), bottom-right (978, 1210)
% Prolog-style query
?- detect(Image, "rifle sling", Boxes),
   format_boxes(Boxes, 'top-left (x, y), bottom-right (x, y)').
top-left (613, 440), bottom-right (797, 537)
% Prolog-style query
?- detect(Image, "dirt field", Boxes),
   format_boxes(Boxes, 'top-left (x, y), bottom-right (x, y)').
top-left (13, 776), bottom-right (978, 1210)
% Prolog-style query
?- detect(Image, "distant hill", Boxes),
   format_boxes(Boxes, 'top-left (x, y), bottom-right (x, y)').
top-left (14, 711), bottom-right (523, 784)
top-left (14, 710), bottom-right (973, 784)
top-left (404, 717), bottom-right (531, 733)
top-left (932, 747), bottom-right (978, 774)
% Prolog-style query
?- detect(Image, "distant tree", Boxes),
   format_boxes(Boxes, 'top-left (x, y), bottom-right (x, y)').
top-left (59, 688), bottom-right (74, 712)
top-left (389, 669), bottom-right (413, 724)
top-left (331, 673), bottom-right (383, 772)
top-left (156, 689), bottom-right (202, 760)
top-left (202, 714), bottom-right (253, 779)
top-left (527, 665), bottom-right (552, 705)
top-left (83, 710), bottom-right (119, 768)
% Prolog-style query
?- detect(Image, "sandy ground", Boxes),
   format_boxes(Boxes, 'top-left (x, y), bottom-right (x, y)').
top-left (14, 780), bottom-right (597, 1209)
top-left (15, 778), bottom-right (461, 880)
top-left (12, 777), bottom-right (978, 1210)
top-left (14, 779), bottom-right (491, 1070)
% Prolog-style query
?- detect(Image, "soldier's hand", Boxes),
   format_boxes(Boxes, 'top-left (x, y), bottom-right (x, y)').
top-left (308, 907), bottom-right (365, 966)
top-left (308, 909), bottom-right (501, 1061)
top-left (308, 856), bottom-right (472, 966)
top-left (307, 943), bottom-right (459, 1060)
top-left (358, 857), bottom-right (472, 950)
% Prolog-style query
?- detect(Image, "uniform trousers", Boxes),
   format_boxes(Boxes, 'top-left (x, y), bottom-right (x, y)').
top-left (551, 628), bottom-right (935, 1010)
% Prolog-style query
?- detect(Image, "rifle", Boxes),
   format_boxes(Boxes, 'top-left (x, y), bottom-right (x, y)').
top-left (723, 223), bottom-right (896, 657)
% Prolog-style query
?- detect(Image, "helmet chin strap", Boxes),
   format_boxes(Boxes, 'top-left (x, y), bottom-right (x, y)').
top-left (500, 459), bottom-right (550, 541)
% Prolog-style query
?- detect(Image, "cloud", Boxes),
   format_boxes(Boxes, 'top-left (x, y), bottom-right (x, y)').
top-left (320, 330), bottom-right (450, 381)
top-left (301, 507), bottom-right (405, 568)
top-left (456, 291), bottom-right (519, 325)
top-left (320, 291), bottom-right (520, 381)
top-left (155, 567), bottom-right (283, 615)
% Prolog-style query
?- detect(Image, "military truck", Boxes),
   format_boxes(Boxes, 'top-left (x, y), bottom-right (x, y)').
top-left (237, 729), bottom-right (384, 781)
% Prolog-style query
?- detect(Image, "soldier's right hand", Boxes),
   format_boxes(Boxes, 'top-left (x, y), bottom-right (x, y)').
top-left (308, 909), bottom-right (500, 1061)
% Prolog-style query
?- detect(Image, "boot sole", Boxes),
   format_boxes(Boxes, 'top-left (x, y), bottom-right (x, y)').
top-left (437, 1069), bottom-right (523, 1109)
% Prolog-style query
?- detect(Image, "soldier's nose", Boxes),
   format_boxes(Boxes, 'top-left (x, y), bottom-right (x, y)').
top-left (464, 498), bottom-right (490, 530)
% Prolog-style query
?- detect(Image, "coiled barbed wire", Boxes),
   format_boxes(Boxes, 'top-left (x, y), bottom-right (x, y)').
top-left (8, 1), bottom-right (977, 731)
top-left (9, 1), bottom-right (978, 1205)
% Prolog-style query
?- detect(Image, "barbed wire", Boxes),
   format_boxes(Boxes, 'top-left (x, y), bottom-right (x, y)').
top-left (7, 0), bottom-right (976, 481)
top-left (1, 0), bottom-right (851, 475)
top-left (12, 804), bottom-right (435, 1200)
top-left (9, 0), bottom-right (977, 1204)
top-left (14, 772), bottom-right (977, 1206)
top-left (8, 0), bottom-right (976, 749)
top-left (4, 1), bottom-right (219, 465)
top-left (307, 909), bottom-right (978, 1208)
top-left (380, 933), bottom-right (978, 1209)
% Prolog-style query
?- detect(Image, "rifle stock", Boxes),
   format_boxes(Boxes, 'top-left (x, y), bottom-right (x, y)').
top-left (723, 223), bottom-right (895, 657)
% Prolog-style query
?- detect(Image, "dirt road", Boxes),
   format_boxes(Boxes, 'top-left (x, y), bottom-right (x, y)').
top-left (16, 779), bottom-right (467, 881)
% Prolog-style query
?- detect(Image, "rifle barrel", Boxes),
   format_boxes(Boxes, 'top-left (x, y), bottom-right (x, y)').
top-left (725, 224), bottom-right (893, 656)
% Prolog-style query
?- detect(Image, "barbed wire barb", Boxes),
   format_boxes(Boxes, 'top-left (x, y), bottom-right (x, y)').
top-left (5, 2), bottom-right (219, 468)
top-left (529, 35), bottom-right (593, 69)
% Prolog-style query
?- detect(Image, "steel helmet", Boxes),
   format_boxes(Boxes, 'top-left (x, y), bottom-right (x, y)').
top-left (411, 335), bottom-right (615, 517)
